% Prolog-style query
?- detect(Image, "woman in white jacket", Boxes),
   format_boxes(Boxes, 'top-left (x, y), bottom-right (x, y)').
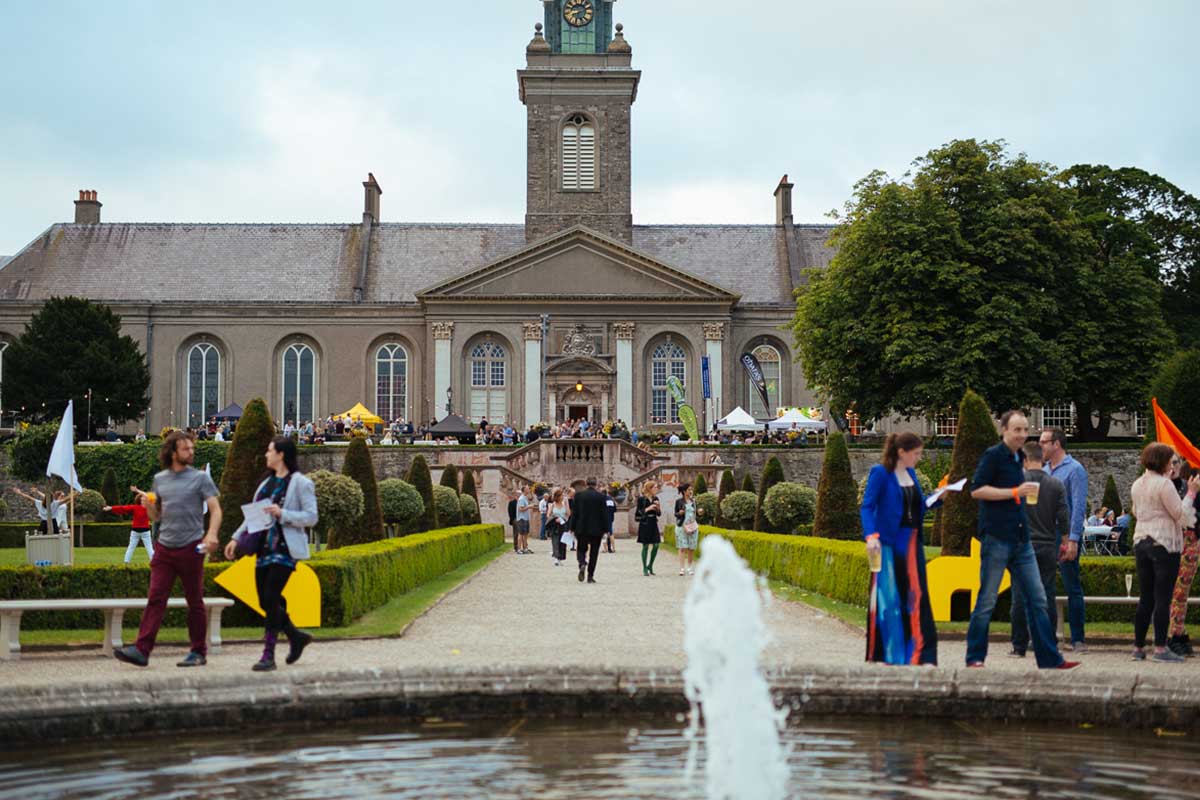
top-left (224, 436), bottom-right (318, 671)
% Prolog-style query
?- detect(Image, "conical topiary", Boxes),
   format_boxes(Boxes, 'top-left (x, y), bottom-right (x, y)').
top-left (716, 469), bottom-right (735, 528)
top-left (753, 456), bottom-right (786, 532)
top-left (97, 466), bottom-right (121, 521)
top-left (812, 432), bottom-right (861, 540)
top-left (741, 472), bottom-right (756, 494)
top-left (694, 474), bottom-right (708, 495)
top-left (406, 454), bottom-right (438, 532)
top-left (215, 397), bottom-right (275, 559)
top-left (439, 463), bottom-right (461, 495)
top-left (940, 389), bottom-right (998, 556)
top-left (460, 470), bottom-right (479, 505)
top-left (329, 436), bottom-right (385, 548)
top-left (1102, 474), bottom-right (1122, 517)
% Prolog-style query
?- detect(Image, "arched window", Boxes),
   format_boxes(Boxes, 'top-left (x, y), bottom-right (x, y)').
top-left (186, 343), bottom-right (220, 427)
top-left (747, 344), bottom-right (781, 419)
top-left (0, 340), bottom-right (8, 416)
top-left (375, 343), bottom-right (408, 422)
top-left (650, 341), bottom-right (687, 425)
top-left (282, 343), bottom-right (316, 425)
top-left (562, 114), bottom-right (596, 191)
top-left (469, 340), bottom-right (506, 423)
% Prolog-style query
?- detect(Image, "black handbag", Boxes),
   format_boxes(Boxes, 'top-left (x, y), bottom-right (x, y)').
top-left (235, 529), bottom-right (267, 558)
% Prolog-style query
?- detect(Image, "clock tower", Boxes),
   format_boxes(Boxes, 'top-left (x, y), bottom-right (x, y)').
top-left (519, 1), bottom-right (639, 244)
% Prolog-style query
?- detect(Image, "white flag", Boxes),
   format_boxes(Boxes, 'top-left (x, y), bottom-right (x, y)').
top-left (46, 401), bottom-right (82, 491)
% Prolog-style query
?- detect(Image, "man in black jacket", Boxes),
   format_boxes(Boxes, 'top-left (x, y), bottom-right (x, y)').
top-left (572, 477), bottom-right (607, 583)
top-left (507, 491), bottom-right (520, 553)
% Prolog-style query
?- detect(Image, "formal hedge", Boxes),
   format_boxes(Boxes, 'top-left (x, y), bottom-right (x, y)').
top-left (0, 524), bottom-right (504, 630)
top-left (0, 522), bottom-right (134, 548)
top-left (753, 456), bottom-right (785, 532)
top-left (70, 440), bottom-right (230, 501)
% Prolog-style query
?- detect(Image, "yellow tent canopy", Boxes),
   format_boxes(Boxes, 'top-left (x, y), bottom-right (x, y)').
top-left (334, 403), bottom-right (383, 426)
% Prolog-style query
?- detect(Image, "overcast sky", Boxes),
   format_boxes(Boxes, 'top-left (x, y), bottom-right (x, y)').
top-left (1, 0), bottom-right (1197, 255)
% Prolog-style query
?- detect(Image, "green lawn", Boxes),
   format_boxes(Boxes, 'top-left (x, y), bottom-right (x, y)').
top-left (0, 547), bottom-right (150, 567)
top-left (13, 545), bottom-right (507, 647)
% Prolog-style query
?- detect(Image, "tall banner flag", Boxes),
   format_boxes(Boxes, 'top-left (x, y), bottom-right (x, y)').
top-left (701, 356), bottom-right (712, 400)
top-left (1153, 397), bottom-right (1200, 468)
top-left (740, 351), bottom-right (771, 417)
top-left (665, 376), bottom-right (700, 441)
top-left (46, 401), bottom-right (82, 491)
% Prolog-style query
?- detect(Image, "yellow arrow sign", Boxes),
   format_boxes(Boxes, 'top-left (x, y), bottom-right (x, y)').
top-left (924, 538), bottom-right (1011, 622)
top-left (215, 557), bottom-right (322, 628)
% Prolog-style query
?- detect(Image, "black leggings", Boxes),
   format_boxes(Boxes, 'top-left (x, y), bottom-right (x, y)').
top-left (1134, 539), bottom-right (1182, 648)
top-left (255, 563), bottom-right (300, 639)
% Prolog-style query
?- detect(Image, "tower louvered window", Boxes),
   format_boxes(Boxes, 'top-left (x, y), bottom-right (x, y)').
top-left (562, 114), bottom-right (596, 190)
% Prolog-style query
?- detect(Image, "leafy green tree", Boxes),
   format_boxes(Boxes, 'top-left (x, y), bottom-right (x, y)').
top-left (4, 297), bottom-right (150, 435)
top-left (406, 455), bottom-right (438, 532)
top-left (433, 485), bottom-right (462, 526)
top-left (1101, 475), bottom-right (1122, 517)
top-left (75, 489), bottom-right (106, 520)
top-left (763, 482), bottom-right (818, 533)
top-left (377, 478), bottom-right (424, 535)
top-left (753, 456), bottom-right (785, 532)
top-left (940, 390), bottom-right (998, 556)
top-left (309, 470), bottom-right (363, 546)
top-left (695, 492), bottom-right (718, 526)
top-left (694, 474), bottom-right (708, 495)
top-left (740, 473), bottom-right (755, 494)
top-left (813, 432), bottom-right (861, 540)
top-left (716, 469), bottom-right (735, 527)
top-left (9, 422), bottom-right (62, 482)
top-left (330, 436), bottom-right (385, 548)
top-left (1147, 350), bottom-right (1200, 445)
top-left (459, 493), bottom-right (480, 525)
top-left (439, 464), bottom-right (461, 494)
top-left (460, 470), bottom-right (479, 505)
top-left (719, 491), bottom-right (758, 530)
top-left (215, 397), bottom-right (275, 558)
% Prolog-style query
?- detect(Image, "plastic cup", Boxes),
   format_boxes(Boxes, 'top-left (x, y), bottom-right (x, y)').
top-left (867, 546), bottom-right (882, 573)
top-left (1027, 485), bottom-right (1039, 506)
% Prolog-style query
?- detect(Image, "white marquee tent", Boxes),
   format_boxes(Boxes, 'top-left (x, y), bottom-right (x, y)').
top-left (768, 408), bottom-right (827, 432)
top-left (716, 406), bottom-right (761, 432)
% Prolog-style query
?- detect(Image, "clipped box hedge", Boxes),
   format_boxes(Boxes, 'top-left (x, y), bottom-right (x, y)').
top-left (0, 522), bottom-right (137, 548)
top-left (668, 525), bottom-right (1200, 625)
top-left (0, 523), bottom-right (504, 630)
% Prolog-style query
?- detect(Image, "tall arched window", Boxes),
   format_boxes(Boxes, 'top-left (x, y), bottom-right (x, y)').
top-left (562, 114), bottom-right (596, 191)
top-left (747, 344), bottom-right (781, 419)
top-left (0, 340), bottom-right (8, 416)
top-left (650, 341), bottom-right (687, 424)
top-left (282, 343), bottom-right (316, 425)
top-left (375, 343), bottom-right (408, 422)
top-left (469, 341), bottom-right (506, 423)
top-left (186, 343), bottom-right (220, 426)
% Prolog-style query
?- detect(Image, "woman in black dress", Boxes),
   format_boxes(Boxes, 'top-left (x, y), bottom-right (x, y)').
top-left (637, 480), bottom-right (663, 576)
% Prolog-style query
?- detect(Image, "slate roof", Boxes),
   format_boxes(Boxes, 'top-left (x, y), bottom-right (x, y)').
top-left (0, 221), bottom-right (835, 306)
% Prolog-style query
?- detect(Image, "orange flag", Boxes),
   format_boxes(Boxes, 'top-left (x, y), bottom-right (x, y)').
top-left (1152, 397), bottom-right (1200, 469)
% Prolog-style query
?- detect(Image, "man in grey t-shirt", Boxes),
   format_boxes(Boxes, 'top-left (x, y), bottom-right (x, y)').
top-left (1010, 441), bottom-right (1070, 658)
top-left (114, 431), bottom-right (221, 668)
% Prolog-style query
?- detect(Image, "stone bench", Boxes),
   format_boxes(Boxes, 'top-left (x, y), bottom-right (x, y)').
top-left (1053, 596), bottom-right (1200, 640)
top-left (0, 598), bottom-right (235, 661)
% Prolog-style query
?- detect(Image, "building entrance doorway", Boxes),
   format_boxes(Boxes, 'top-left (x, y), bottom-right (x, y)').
top-left (568, 405), bottom-right (589, 422)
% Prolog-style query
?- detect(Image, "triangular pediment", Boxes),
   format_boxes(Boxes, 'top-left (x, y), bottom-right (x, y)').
top-left (417, 225), bottom-right (739, 303)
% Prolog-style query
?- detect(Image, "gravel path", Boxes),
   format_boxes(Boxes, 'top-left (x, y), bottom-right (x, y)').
top-left (1, 545), bottom-right (1196, 688)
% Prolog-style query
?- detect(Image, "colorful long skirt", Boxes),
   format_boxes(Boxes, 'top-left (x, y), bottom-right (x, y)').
top-left (866, 528), bottom-right (938, 666)
top-left (1169, 529), bottom-right (1198, 638)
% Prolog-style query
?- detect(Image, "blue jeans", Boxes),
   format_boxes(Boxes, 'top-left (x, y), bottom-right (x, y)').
top-left (1010, 542), bottom-right (1058, 653)
top-left (966, 535), bottom-right (1063, 668)
top-left (1059, 544), bottom-right (1085, 644)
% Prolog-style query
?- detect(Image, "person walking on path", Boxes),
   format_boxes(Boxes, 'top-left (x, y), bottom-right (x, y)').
top-left (1039, 427), bottom-right (1089, 652)
top-left (965, 411), bottom-right (1078, 670)
top-left (1009, 442), bottom-right (1070, 659)
top-left (860, 432), bottom-right (939, 666)
top-left (1130, 445), bottom-right (1199, 663)
top-left (105, 493), bottom-right (155, 563)
top-left (224, 436), bottom-right (318, 671)
top-left (538, 489), bottom-right (550, 541)
top-left (508, 490), bottom-right (520, 554)
top-left (11, 488), bottom-right (50, 534)
top-left (636, 481), bottom-right (663, 576)
top-left (114, 431), bottom-right (221, 668)
top-left (1168, 462), bottom-right (1199, 656)
top-left (516, 486), bottom-right (533, 555)
top-left (675, 483), bottom-right (699, 576)
top-left (572, 477), bottom-right (607, 583)
top-left (546, 488), bottom-right (570, 565)
top-left (603, 488), bottom-right (617, 553)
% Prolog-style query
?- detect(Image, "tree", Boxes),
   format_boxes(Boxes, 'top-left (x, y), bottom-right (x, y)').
top-left (812, 432), bottom-right (861, 540)
top-left (763, 482), bottom-right (818, 533)
top-left (439, 464), bottom-right (461, 495)
top-left (9, 422), bottom-right (62, 482)
top-left (215, 397), bottom-right (275, 558)
top-left (309, 470), bottom-right (363, 547)
top-left (694, 474), bottom-right (708, 495)
top-left (378, 478), bottom-right (424, 535)
top-left (1148, 350), bottom-right (1200, 446)
top-left (460, 470), bottom-right (479, 505)
top-left (940, 390), bottom-right (998, 556)
top-left (740, 473), bottom-right (755, 494)
top-left (406, 455), bottom-right (438, 532)
top-left (4, 297), bottom-right (150, 435)
top-left (459, 493), bottom-right (480, 525)
top-left (753, 456), bottom-right (785, 532)
top-left (716, 469), bottom-right (735, 528)
top-left (433, 485), bottom-right (462, 526)
top-left (330, 436), bottom-right (385, 548)
top-left (719, 491), bottom-right (758, 530)
top-left (96, 467), bottom-right (121, 521)
top-left (1102, 475), bottom-right (1122, 517)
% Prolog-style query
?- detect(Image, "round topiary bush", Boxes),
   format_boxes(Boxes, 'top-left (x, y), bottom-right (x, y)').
top-left (857, 470), bottom-right (934, 505)
top-left (433, 484), bottom-right (462, 527)
top-left (720, 490), bottom-right (758, 530)
top-left (378, 478), bottom-right (424, 531)
top-left (310, 470), bottom-right (364, 548)
top-left (459, 493), bottom-right (480, 525)
top-left (75, 489), bottom-right (107, 520)
top-left (763, 482), bottom-right (817, 533)
top-left (695, 492), bottom-right (718, 526)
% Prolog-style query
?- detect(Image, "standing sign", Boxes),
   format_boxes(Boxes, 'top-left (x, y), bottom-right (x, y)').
top-left (701, 356), bottom-right (712, 400)
top-left (740, 351), bottom-right (771, 417)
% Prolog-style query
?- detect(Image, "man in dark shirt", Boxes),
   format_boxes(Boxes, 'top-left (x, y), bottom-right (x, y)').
top-left (1009, 441), bottom-right (1071, 658)
top-left (507, 491), bottom-right (520, 553)
top-left (572, 477), bottom-right (607, 583)
top-left (966, 410), bottom-right (1078, 670)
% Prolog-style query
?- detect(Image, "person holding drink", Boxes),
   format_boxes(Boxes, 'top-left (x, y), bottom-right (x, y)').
top-left (860, 432), bottom-right (939, 665)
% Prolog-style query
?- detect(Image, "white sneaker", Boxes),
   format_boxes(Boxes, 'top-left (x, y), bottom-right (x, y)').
top-left (686, 568), bottom-right (694, 576)
top-left (679, 568), bottom-right (686, 576)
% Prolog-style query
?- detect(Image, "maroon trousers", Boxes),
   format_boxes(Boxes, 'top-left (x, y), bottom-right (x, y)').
top-left (135, 542), bottom-right (207, 657)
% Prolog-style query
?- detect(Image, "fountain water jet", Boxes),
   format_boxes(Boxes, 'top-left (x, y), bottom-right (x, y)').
top-left (683, 535), bottom-right (788, 800)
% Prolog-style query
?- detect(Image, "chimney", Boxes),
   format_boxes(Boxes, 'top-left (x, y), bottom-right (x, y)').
top-left (362, 173), bottom-right (382, 223)
top-left (74, 189), bottom-right (102, 224)
top-left (773, 175), bottom-right (793, 225)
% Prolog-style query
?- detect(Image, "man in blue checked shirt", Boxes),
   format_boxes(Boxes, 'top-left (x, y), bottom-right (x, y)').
top-left (1039, 426), bottom-right (1089, 652)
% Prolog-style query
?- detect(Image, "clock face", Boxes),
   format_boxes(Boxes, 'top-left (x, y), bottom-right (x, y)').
top-left (563, 0), bottom-right (594, 27)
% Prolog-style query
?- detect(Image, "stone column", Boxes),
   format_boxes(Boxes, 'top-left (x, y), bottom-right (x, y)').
top-left (614, 322), bottom-right (635, 424)
top-left (703, 322), bottom-right (725, 428)
top-left (432, 322), bottom-right (454, 422)
top-left (523, 322), bottom-right (542, 429)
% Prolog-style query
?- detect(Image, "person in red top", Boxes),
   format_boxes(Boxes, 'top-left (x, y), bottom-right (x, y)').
top-left (106, 485), bottom-right (154, 564)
